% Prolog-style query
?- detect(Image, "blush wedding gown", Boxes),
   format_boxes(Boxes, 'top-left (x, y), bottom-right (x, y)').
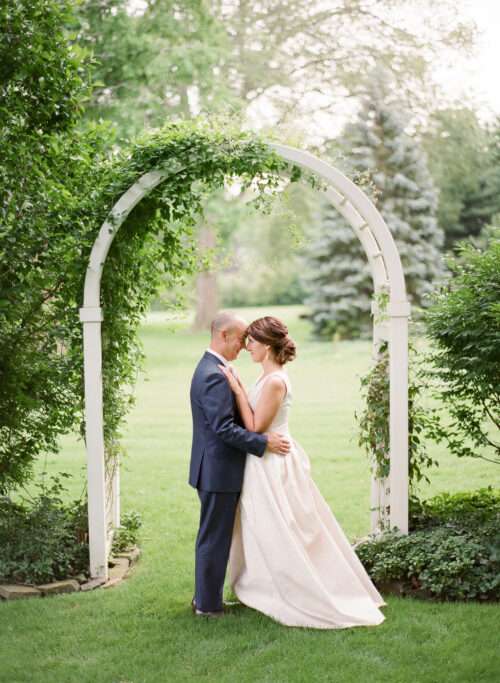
top-left (229, 369), bottom-right (386, 629)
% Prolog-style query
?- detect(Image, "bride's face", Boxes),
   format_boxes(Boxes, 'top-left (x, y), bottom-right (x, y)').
top-left (246, 335), bottom-right (268, 363)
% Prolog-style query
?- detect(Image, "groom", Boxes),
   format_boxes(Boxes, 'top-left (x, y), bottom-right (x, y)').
top-left (189, 311), bottom-right (290, 617)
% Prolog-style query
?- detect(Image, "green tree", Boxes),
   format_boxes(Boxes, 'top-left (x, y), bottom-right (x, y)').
top-left (460, 117), bottom-right (500, 243)
top-left (0, 0), bottom-right (102, 491)
top-left (75, 0), bottom-right (229, 140)
top-left (304, 72), bottom-right (445, 339)
top-left (303, 200), bottom-right (372, 339)
top-left (423, 108), bottom-right (491, 250)
top-left (76, 0), bottom-right (474, 139)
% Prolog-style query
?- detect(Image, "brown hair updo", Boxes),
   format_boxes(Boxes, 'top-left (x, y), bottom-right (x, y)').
top-left (246, 316), bottom-right (297, 365)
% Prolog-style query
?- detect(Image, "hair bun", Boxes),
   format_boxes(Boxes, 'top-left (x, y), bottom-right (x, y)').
top-left (276, 335), bottom-right (296, 365)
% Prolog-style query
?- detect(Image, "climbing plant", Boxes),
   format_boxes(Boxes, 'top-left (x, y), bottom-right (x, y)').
top-left (356, 341), bottom-right (439, 498)
top-left (0, 117), bottom-right (303, 492)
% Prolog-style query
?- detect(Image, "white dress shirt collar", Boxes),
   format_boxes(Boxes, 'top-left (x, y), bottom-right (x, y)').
top-left (205, 348), bottom-right (229, 366)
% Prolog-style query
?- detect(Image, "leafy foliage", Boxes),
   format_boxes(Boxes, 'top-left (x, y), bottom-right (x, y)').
top-left (356, 488), bottom-right (500, 601)
top-left (72, 1), bottom-right (476, 322)
top-left (0, 474), bottom-right (88, 584)
top-left (423, 108), bottom-right (493, 250)
top-left (73, 0), bottom-right (475, 142)
top-left (356, 341), bottom-right (439, 496)
top-left (409, 487), bottom-right (500, 531)
top-left (74, 0), bottom-right (229, 139)
top-left (111, 510), bottom-right (142, 554)
top-left (0, 0), bottom-right (103, 491)
top-left (424, 232), bottom-right (500, 464)
top-left (0, 0), bottom-right (90, 139)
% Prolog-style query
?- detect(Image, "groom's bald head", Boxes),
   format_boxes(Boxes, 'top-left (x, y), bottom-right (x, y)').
top-left (211, 311), bottom-right (245, 337)
top-left (210, 311), bottom-right (248, 361)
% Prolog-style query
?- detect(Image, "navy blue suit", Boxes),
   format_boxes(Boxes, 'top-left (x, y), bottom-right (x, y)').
top-left (189, 351), bottom-right (267, 611)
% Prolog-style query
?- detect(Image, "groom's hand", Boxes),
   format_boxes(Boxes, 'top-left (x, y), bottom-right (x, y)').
top-left (266, 432), bottom-right (290, 456)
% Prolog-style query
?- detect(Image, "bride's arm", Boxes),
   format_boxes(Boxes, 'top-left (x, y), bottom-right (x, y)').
top-left (219, 366), bottom-right (285, 433)
top-left (252, 377), bottom-right (286, 432)
top-left (233, 383), bottom-right (256, 431)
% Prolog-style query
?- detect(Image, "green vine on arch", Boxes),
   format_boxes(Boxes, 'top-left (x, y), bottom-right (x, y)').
top-left (356, 339), bottom-right (440, 499)
top-left (1, 118), bottom-right (313, 491)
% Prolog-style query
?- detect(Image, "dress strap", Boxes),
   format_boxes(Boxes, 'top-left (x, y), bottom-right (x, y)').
top-left (258, 369), bottom-right (289, 395)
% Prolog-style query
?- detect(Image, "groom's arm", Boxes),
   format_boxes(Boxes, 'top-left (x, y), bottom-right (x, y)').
top-left (200, 372), bottom-right (267, 457)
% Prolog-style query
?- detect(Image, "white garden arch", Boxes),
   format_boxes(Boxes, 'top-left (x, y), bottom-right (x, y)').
top-left (80, 143), bottom-right (410, 580)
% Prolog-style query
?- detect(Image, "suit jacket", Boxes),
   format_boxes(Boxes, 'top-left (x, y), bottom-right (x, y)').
top-left (189, 351), bottom-right (267, 492)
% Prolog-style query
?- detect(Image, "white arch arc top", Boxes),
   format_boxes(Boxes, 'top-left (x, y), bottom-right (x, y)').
top-left (80, 142), bottom-right (410, 579)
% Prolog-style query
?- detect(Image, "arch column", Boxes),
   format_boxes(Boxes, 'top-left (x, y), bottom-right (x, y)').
top-left (271, 144), bottom-right (410, 535)
top-left (80, 170), bottom-right (167, 580)
top-left (80, 145), bottom-right (409, 578)
top-left (79, 305), bottom-right (107, 579)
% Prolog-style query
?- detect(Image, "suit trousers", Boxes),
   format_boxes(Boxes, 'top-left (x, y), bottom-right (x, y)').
top-left (195, 489), bottom-right (240, 612)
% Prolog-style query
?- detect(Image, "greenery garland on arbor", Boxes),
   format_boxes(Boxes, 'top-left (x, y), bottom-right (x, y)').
top-left (1, 118), bottom-right (303, 492)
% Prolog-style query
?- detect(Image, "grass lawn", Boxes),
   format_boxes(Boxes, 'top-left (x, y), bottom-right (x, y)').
top-left (1, 306), bottom-right (499, 683)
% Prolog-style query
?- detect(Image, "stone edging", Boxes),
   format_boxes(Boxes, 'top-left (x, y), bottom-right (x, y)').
top-left (0, 546), bottom-right (141, 601)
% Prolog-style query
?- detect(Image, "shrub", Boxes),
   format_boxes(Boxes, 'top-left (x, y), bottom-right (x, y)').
top-left (424, 231), bottom-right (500, 465)
top-left (111, 511), bottom-right (142, 554)
top-left (409, 487), bottom-right (500, 531)
top-left (356, 488), bottom-right (500, 601)
top-left (0, 474), bottom-right (89, 584)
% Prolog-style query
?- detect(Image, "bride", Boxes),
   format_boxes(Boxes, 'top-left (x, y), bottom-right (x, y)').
top-left (218, 315), bottom-right (386, 630)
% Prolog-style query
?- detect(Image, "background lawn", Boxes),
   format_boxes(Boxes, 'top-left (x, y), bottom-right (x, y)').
top-left (1, 306), bottom-right (498, 683)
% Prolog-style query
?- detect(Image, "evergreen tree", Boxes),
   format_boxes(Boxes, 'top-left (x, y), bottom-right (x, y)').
top-left (304, 73), bottom-right (445, 339)
top-left (460, 117), bottom-right (500, 241)
top-left (303, 205), bottom-right (372, 339)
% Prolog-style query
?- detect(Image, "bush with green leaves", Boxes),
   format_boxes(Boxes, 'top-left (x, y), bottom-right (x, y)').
top-left (111, 511), bottom-right (143, 554)
top-left (409, 487), bottom-right (500, 531)
top-left (356, 488), bottom-right (500, 601)
top-left (424, 231), bottom-right (500, 465)
top-left (0, 474), bottom-right (88, 585)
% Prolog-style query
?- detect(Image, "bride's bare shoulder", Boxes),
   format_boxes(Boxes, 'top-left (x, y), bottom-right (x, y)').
top-left (261, 374), bottom-right (287, 396)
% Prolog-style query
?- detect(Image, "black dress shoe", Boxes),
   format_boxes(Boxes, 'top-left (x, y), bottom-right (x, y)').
top-left (195, 608), bottom-right (225, 618)
top-left (191, 598), bottom-right (226, 617)
top-left (191, 598), bottom-right (240, 613)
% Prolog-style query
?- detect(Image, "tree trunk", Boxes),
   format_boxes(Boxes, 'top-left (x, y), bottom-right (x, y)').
top-left (192, 224), bottom-right (218, 331)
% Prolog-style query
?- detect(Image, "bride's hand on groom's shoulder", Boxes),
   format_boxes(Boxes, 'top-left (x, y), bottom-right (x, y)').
top-left (218, 364), bottom-right (243, 394)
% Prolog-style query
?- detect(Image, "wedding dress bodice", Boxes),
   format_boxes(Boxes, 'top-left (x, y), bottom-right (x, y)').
top-left (248, 370), bottom-right (291, 434)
